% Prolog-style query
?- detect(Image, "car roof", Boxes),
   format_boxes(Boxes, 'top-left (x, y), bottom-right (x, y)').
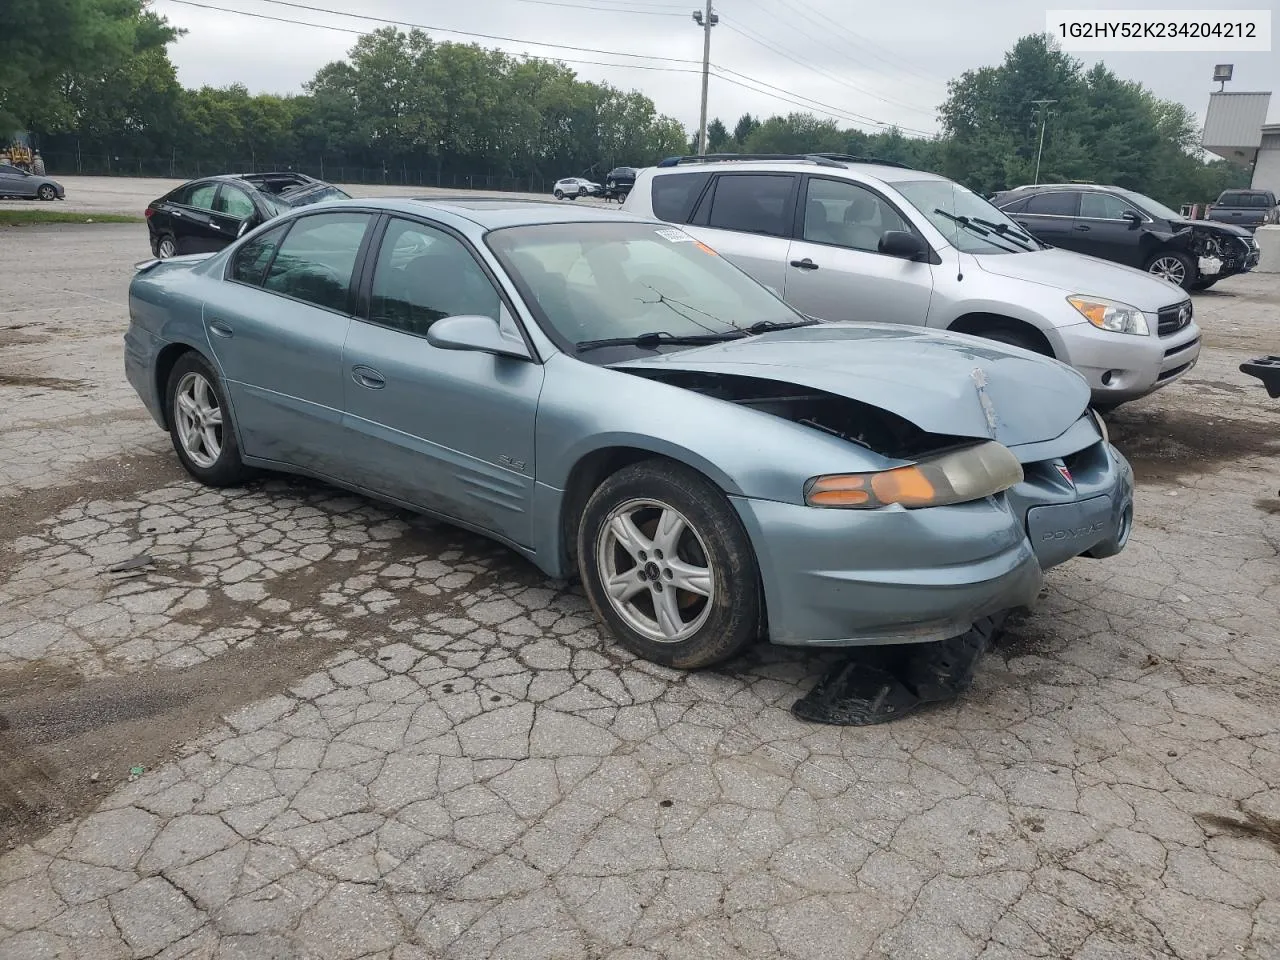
top-left (349, 196), bottom-right (651, 229)
top-left (647, 158), bottom-right (947, 185)
top-left (1005, 183), bottom-right (1119, 193)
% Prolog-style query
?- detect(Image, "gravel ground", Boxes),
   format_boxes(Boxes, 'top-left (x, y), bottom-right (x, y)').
top-left (1, 206), bottom-right (1278, 960)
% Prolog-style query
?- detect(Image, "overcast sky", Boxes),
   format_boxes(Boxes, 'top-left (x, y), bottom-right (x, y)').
top-left (153, 0), bottom-right (1279, 138)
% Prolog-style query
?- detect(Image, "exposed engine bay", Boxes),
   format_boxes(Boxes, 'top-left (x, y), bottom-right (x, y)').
top-left (626, 369), bottom-right (961, 459)
top-left (1163, 224), bottom-right (1253, 277)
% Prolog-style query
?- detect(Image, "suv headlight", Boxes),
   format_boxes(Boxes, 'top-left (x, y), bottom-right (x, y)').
top-left (804, 441), bottom-right (1024, 509)
top-left (1067, 295), bottom-right (1150, 336)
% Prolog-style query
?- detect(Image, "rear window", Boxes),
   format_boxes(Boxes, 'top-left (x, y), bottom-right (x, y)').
top-left (1220, 192), bottom-right (1271, 208)
top-left (706, 174), bottom-right (796, 237)
top-left (650, 172), bottom-right (710, 223)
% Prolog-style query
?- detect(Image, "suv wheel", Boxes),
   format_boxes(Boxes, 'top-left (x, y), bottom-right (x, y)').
top-left (577, 460), bottom-right (760, 669)
top-left (1145, 251), bottom-right (1195, 290)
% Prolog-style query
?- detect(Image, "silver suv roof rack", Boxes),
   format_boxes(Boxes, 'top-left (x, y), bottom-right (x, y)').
top-left (654, 152), bottom-right (911, 170)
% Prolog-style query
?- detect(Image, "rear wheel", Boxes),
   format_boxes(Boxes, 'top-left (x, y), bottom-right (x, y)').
top-left (36, 184), bottom-right (56, 201)
top-left (156, 234), bottom-right (177, 259)
top-left (1145, 251), bottom-right (1195, 290)
top-left (165, 353), bottom-right (248, 487)
top-left (577, 460), bottom-right (760, 669)
top-left (32, 157), bottom-right (46, 176)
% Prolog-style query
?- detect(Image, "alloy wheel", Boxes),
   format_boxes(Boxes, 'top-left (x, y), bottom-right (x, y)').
top-left (158, 237), bottom-right (177, 259)
top-left (173, 371), bottom-right (223, 469)
top-left (1148, 255), bottom-right (1186, 285)
top-left (595, 498), bottom-right (714, 643)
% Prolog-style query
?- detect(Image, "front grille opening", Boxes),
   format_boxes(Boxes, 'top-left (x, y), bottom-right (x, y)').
top-left (1158, 361), bottom-right (1193, 382)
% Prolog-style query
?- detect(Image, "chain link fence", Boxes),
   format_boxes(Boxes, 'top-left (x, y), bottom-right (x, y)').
top-left (39, 152), bottom-right (553, 193)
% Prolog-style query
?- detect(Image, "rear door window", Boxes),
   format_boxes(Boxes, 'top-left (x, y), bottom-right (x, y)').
top-left (262, 212), bottom-right (372, 313)
top-left (1023, 192), bottom-right (1079, 217)
top-left (706, 174), bottom-right (797, 237)
top-left (651, 172), bottom-right (711, 223)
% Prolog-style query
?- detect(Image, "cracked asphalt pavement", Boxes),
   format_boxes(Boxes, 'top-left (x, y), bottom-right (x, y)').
top-left (2, 207), bottom-right (1279, 959)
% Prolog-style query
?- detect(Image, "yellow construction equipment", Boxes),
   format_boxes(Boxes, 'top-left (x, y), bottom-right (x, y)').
top-left (1, 133), bottom-right (45, 175)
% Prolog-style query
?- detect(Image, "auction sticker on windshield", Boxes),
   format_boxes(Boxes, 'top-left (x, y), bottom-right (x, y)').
top-left (655, 228), bottom-right (695, 242)
top-left (1048, 9), bottom-right (1271, 50)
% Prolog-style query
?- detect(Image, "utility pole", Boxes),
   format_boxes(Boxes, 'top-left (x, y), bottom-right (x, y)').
top-left (691, 1), bottom-right (718, 154)
top-left (1030, 99), bottom-right (1057, 185)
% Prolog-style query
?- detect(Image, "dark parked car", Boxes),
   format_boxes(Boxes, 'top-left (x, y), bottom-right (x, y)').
top-left (1205, 188), bottom-right (1279, 232)
top-left (602, 166), bottom-right (638, 202)
top-left (0, 162), bottom-right (65, 200)
top-left (145, 173), bottom-right (350, 258)
top-left (994, 183), bottom-right (1260, 290)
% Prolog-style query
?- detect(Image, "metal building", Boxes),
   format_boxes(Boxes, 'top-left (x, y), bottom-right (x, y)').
top-left (1203, 90), bottom-right (1278, 194)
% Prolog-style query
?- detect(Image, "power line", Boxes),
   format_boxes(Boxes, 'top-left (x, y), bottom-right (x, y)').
top-left (712, 65), bottom-right (935, 136)
top-left (154, 0), bottom-right (938, 138)
top-left (750, 0), bottom-right (949, 88)
top-left (478, 0), bottom-right (686, 17)
top-left (720, 20), bottom-right (939, 123)
top-left (159, 0), bottom-right (704, 64)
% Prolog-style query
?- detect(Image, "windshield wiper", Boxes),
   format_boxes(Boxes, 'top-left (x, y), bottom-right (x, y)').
top-left (745, 318), bottom-right (820, 333)
top-left (932, 209), bottom-right (1027, 253)
top-left (576, 330), bottom-right (746, 353)
top-left (968, 216), bottom-right (1041, 248)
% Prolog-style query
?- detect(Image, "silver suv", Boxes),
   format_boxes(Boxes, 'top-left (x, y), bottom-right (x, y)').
top-left (622, 154), bottom-right (1201, 407)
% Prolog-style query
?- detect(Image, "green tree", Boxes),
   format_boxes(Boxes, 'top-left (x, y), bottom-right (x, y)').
top-left (1, 0), bottom-right (178, 131)
top-left (732, 113), bottom-right (759, 148)
top-left (706, 118), bottom-right (731, 152)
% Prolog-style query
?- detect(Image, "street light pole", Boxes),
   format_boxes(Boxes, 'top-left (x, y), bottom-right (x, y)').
top-left (1030, 99), bottom-right (1057, 185)
top-left (692, 1), bottom-right (718, 154)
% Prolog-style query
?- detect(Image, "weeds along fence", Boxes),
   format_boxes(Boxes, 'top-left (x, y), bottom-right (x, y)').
top-left (39, 152), bottom-right (553, 194)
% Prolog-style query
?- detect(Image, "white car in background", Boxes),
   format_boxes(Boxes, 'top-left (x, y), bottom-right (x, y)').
top-left (552, 177), bottom-right (601, 200)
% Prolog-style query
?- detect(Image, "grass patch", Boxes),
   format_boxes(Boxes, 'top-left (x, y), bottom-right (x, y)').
top-left (0, 209), bottom-right (142, 226)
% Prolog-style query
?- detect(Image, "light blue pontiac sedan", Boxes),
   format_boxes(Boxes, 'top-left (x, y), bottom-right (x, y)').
top-left (125, 197), bottom-right (1134, 669)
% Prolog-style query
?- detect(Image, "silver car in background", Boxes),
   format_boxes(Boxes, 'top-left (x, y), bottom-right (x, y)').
top-left (623, 155), bottom-right (1202, 408)
top-left (552, 177), bottom-right (601, 200)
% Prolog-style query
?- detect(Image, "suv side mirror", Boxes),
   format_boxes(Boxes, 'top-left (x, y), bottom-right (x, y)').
top-left (1121, 210), bottom-right (1142, 227)
top-left (426, 314), bottom-right (532, 361)
top-left (879, 230), bottom-right (926, 261)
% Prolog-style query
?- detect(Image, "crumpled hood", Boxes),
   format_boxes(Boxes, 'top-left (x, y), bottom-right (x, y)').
top-left (615, 322), bottom-right (1090, 447)
top-left (974, 248), bottom-right (1186, 311)
top-left (1172, 218), bottom-right (1252, 238)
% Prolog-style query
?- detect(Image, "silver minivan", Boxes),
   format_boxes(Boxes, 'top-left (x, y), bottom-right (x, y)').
top-left (622, 156), bottom-right (1201, 407)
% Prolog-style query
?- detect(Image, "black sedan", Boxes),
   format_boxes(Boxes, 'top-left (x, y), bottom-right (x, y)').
top-left (145, 173), bottom-right (350, 258)
top-left (993, 183), bottom-right (1260, 291)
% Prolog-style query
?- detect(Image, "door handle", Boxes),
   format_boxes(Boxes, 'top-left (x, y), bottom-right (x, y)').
top-left (789, 258), bottom-right (819, 271)
top-left (351, 365), bottom-right (386, 389)
top-left (1073, 224), bottom-right (1091, 231)
top-left (208, 319), bottom-right (233, 339)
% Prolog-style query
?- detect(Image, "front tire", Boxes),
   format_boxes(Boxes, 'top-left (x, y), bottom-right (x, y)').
top-left (553, 189), bottom-right (565, 199)
top-left (577, 187), bottom-right (587, 198)
top-left (1145, 251), bottom-right (1195, 290)
top-left (165, 353), bottom-right (248, 487)
top-left (578, 460), bottom-right (761, 669)
top-left (37, 184), bottom-right (56, 201)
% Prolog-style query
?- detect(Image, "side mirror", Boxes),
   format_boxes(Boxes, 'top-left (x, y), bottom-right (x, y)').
top-left (426, 314), bottom-right (532, 361)
top-left (879, 230), bottom-right (926, 261)
top-left (1121, 210), bottom-right (1142, 227)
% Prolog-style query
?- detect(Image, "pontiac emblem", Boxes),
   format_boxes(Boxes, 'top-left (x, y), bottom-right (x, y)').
top-left (1054, 462), bottom-right (1074, 486)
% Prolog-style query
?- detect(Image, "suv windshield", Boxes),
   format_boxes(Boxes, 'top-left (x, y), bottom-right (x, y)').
top-left (487, 222), bottom-right (805, 356)
top-left (895, 179), bottom-right (1038, 255)
top-left (1115, 188), bottom-right (1183, 222)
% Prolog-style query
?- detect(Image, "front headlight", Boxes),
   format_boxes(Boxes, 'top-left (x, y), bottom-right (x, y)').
top-left (804, 441), bottom-right (1024, 509)
top-left (1067, 295), bottom-right (1150, 336)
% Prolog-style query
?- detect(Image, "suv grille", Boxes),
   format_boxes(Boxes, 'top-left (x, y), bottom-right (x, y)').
top-left (1157, 301), bottom-right (1192, 337)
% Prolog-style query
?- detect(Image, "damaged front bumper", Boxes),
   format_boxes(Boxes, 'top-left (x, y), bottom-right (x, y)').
top-left (733, 418), bottom-right (1133, 649)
